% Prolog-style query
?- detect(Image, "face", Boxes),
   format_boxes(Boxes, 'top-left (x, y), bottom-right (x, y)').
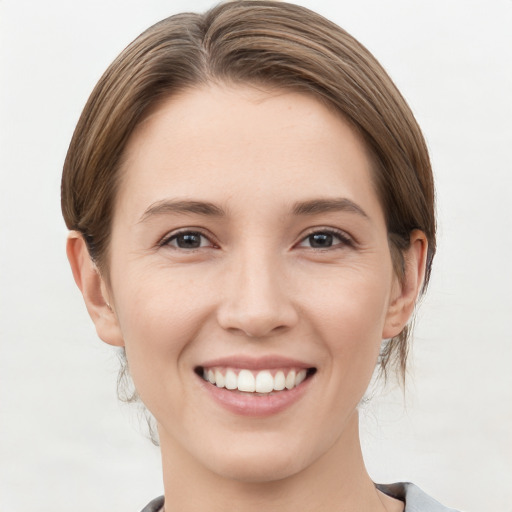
top-left (104, 84), bottom-right (404, 482)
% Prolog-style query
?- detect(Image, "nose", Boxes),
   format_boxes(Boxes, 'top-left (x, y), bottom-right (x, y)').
top-left (216, 250), bottom-right (299, 338)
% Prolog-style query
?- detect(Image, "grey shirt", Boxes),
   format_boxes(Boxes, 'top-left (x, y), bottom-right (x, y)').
top-left (377, 482), bottom-right (461, 511)
top-left (141, 482), bottom-right (461, 511)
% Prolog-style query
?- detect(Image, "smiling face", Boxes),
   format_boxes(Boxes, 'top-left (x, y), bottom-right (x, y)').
top-left (81, 84), bottom-right (415, 483)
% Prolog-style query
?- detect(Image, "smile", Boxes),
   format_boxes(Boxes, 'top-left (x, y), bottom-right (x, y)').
top-left (198, 367), bottom-right (316, 394)
top-left (195, 357), bottom-right (317, 416)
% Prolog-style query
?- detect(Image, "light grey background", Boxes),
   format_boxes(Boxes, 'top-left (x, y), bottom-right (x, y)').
top-left (1, 1), bottom-right (511, 511)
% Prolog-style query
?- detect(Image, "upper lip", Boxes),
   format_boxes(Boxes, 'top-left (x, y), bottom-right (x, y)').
top-left (197, 355), bottom-right (314, 371)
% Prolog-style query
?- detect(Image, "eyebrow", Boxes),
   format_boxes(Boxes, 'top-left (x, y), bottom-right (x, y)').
top-left (138, 197), bottom-right (368, 223)
top-left (292, 198), bottom-right (369, 218)
top-left (139, 199), bottom-right (226, 223)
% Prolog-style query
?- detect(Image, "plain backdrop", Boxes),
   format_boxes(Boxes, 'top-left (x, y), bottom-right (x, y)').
top-left (1, 1), bottom-right (511, 511)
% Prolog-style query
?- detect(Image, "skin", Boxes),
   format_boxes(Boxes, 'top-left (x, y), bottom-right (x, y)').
top-left (68, 84), bottom-right (427, 512)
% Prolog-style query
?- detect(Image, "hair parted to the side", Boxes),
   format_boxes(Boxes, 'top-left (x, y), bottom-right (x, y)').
top-left (62, 0), bottom-right (436, 390)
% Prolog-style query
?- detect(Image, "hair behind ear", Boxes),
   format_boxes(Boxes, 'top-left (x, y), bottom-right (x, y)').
top-left (381, 230), bottom-right (428, 381)
top-left (66, 232), bottom-right (124, 347)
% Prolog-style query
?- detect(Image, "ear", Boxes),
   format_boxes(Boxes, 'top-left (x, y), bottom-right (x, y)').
top-left (66, 231), bottom-right (124, 347)
top-left (382, 230), bottom-right (428, 339)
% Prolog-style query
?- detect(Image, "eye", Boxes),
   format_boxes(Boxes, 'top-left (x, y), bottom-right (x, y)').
top-left (298, 229), bottom-right (352, 249)
top-left (163, 231), bottom-right (213, 250)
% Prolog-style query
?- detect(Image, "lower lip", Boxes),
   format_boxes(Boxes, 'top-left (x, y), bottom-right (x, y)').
top-left (197, 374), bottom-right (313, 417)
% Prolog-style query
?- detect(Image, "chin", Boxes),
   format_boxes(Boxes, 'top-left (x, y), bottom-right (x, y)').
top-left (193, 430), bottom-right (320, 484)
top-left (207, 452), bottom-right (306, 484)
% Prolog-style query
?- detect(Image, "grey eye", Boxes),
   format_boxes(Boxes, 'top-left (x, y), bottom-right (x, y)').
top-left (308, 232), bottom-right (334, 248)
top-left (169, 232), bottom-right (208, 249)
top-left (298, 229), bottom-right (352, 249)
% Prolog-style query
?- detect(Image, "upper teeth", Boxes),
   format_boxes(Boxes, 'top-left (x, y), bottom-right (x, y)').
top-left (203, 368), bottom-right (308, 393)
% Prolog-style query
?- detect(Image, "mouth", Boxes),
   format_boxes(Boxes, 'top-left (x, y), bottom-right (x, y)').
top-left (195, 366), bottom-right (317, 395)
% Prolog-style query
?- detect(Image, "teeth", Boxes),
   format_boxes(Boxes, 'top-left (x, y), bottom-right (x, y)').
top-left (225, 369), bottom-right (237, 390)
top-left (255, 370), bottom-right (274, 393)
top-left (215, 369), bottom-right (225, 388)
top-left (238, 370), bottom-right (255, 392)
top-left (202, 367), bottom-right (311, 394)
top-left (285, 370), bottom-right (296, 390)
top-left (295, 369), bottom-right (307, 386)
top-left (274, 371), bottom-right (286, 391)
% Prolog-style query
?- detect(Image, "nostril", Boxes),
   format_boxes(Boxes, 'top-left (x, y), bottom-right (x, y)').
top-left (216, 285), bottom-right (300, 339)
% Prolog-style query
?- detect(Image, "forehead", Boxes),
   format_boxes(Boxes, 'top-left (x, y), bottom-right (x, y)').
top-left (116, 84), bottom-right (382, 223)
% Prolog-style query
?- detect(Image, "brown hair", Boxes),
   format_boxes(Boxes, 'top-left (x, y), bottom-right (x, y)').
top-left (62, 0), bottom-right (435, 382)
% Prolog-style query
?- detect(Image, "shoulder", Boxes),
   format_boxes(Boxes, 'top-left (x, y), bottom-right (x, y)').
top-left (140, 495), bottom-right (164, 512)
top-left (376, 482), bottom-right (462, 512)
top-left (141, 484), bottom-right (461, 512)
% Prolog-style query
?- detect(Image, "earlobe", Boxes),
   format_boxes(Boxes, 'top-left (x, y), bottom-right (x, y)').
top-left (382, 230), bottom-right (428, 339)
top-left (66, 232), bottom-right (125, 347)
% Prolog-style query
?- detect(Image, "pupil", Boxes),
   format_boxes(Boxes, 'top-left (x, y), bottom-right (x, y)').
top-left (178, 233), bottom-right (201, 248)
top-left (310, 233), bottom-right (332, 248)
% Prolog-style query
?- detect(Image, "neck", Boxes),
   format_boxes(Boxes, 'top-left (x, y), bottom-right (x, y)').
top-left (159, 411), bottom-right (400, 512)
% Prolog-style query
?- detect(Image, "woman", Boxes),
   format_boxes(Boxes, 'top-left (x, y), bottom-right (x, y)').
top-left (62, 1), bottom-right (458, 510)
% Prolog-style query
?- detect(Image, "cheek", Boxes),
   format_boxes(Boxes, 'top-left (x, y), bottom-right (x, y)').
top-left (110, 270), bottom-right (214, 403)
top-left (304, 265), bottom-right (392, 339)
top-left (302, 267), bottom-right (391, 377)
top-left (114, 263), bottom-right (210, 338)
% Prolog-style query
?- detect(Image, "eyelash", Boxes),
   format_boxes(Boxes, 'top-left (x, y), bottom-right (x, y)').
top-left (159, 227), bottom-right (354, 251)
top-left (159, 230), bottom-right (216, 250)
top-left (297, 228), bottom-right (354, 250)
